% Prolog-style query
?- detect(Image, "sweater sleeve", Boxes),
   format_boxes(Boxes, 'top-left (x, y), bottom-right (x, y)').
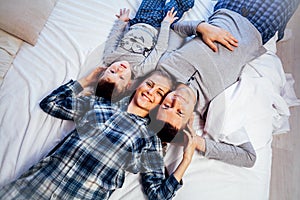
top-left (172, 20), bottom-right (203, 37)
top-left (39, 80), bottom-right (89, 121)
top-left (203, 139), bottom-right (257, 168)
top-left (140, 136), bottom-right (182, 199)
top-left (102, 20), bottom-right (128, 66)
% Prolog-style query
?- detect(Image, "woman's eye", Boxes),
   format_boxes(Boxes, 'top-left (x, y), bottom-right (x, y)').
top-left (146, 81), bottom-right (152, 87)
top-left (156, 91), bottom-right (164, 97)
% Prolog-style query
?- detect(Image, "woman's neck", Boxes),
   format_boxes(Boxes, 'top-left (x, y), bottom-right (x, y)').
top-left (127, 102), bottom-right (148, 118)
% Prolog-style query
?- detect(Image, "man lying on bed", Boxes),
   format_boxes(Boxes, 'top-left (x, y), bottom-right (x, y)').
top-left (0, 69), bottom-right (200, 200)
top-left (125, 0), bottom-right (300, 167)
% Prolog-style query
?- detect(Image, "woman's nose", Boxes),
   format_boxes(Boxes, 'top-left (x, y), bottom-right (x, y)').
top-left (147, 87), bottom-right (156, 95)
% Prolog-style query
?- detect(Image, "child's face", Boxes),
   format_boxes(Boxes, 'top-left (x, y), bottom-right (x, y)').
top-left (100, 61), bottom-right (132, 93)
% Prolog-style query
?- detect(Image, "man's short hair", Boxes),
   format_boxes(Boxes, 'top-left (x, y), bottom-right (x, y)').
top-left (149, 119), bottom-right (184, 143)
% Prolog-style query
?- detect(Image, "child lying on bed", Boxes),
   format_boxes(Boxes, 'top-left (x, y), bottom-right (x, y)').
top-left (0, 69), bottom-right (198, 200)
top-left (102, 0), bottom-right (195, 78)
top-left (82, 60), bottom-right (132, 101)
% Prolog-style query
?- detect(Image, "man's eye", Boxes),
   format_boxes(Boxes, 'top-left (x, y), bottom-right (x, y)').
top-left (162, 104), bottom-right (170, 109)
top-left (177, 110), bottom-right (184, 117)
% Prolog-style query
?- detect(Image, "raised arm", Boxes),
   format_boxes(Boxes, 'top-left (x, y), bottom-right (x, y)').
top-left (141, 122), bottom-right (196, 199)
top-left (102, 8), bottom-right (130, 65)
top-left (39, 80), bottom-right (89, 120)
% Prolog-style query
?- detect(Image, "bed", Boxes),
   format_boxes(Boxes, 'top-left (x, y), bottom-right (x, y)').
top-left (0, 0), bottom-right (299, 199)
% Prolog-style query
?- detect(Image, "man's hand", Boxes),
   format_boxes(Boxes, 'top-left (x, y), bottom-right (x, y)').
top-left (163, 7), bottom-right (179, 24)
top-left (78, 67), bottom-right (106, 88)
top-left (116, 8), bottom-right (130, 22)
top-left (197, 22), bottom-right (238, 52)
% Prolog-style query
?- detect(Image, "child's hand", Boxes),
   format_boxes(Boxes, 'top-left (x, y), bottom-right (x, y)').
top-left (163, 7), bottom-right (179, 24)
top-left (116, 8), bottom-right (130, 22)
top-left (78, 67), bottom-right (106, 88)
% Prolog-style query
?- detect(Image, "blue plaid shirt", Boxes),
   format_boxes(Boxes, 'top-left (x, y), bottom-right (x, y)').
top-left (0, 80), bottom-right (181, 200)
top-left (214, 0), bottom-right (300, 44)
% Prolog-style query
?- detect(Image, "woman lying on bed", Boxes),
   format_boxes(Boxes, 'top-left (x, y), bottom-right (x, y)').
top-left (0, 68), bottom-right (198, 200)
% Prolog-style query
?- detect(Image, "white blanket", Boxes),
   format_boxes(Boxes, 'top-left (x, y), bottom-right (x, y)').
top-left (0, 0), bottom-right (299, 200)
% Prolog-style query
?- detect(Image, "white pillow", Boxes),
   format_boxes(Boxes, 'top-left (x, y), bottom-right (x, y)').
top-left (0, 0), bottom-right (57, 45)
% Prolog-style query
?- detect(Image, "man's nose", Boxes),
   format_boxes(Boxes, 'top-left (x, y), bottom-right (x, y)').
top-left (171, 96), bottom-right (179, 107)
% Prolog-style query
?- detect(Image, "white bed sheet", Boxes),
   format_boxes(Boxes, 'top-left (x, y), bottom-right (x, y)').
top-left (0, 0), bottom-right (299, 199)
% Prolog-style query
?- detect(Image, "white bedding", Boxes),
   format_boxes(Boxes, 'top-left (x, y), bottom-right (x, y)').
top-left (0, 0), bottom-right (299, 199)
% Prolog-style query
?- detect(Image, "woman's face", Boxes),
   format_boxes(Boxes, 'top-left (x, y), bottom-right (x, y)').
top-left (100, 61), bottom-right (132, 93)
top-left (132, 73), bottom-right (172, 114)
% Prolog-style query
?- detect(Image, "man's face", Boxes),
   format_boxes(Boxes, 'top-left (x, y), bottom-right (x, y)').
top-left (156, 84), bottom-right (196, 130)
top-left (100, 60), bottom-right (132, 93)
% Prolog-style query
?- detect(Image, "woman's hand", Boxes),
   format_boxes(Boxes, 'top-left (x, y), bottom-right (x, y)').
top-left (172, 117), bottom-right (196, 182)
top-left (163, 7), bottom-right (179, 24)
top-left (78, 67), bottom-right (106, 88)
top-left (116, 8), bottom-right (130, 22)
top-left (197, 22), bottom-right (238, 52)
top-left (182, 117), bottom-right (197, 162)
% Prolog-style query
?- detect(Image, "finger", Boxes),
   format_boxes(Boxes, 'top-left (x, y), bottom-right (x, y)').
top-left (122, 8), bottom-right (126, 15)
top-left (228, 37), bottom-right (239, 47)
top-left (126, 8), bottom-right (130, 15)
top-left (170, 7), bottom-right (175, 13)
top-left (205, 39), bottom-right (218, 52)
top-left (172, 11), bottom-right (178, 17)
top-left (188, 114), bottom-right (195, 127)
top-left (230, 36), bottom-right (239, 43)
top-left (221, 39), bottom-right (234, 51)
top-left (173, 17), bottom-right (179, 22)
top-left (183, 129), bottom-right (192, 140)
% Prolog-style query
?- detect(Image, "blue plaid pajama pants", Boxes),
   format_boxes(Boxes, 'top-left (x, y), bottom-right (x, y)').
top-left (129, 0), bottom-right (194, 27)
